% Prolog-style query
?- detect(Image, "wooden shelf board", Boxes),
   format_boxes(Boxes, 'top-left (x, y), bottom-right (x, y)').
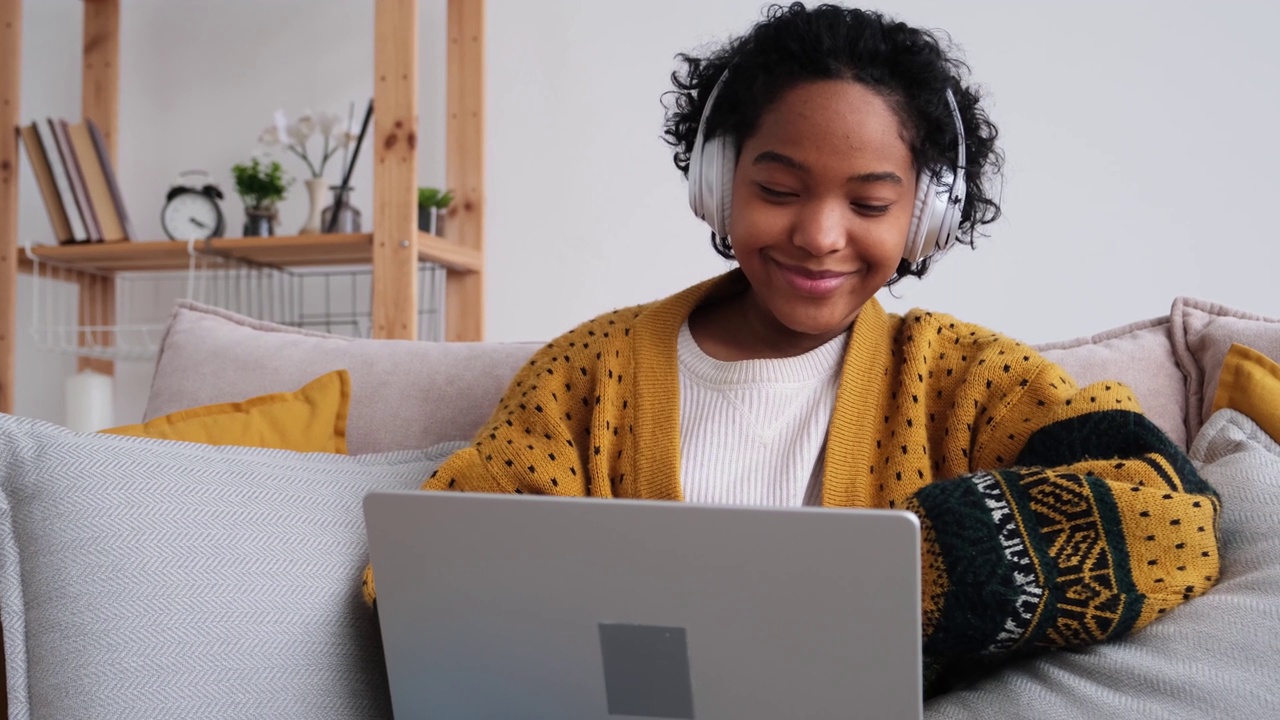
top-left (16, 232), bottom-right (482, 275)
top-left (416, 231), bottom-right (482, 273)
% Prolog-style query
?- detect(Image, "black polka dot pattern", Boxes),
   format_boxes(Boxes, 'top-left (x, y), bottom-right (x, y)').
top-left (420, 308), bottom-right (643, 499)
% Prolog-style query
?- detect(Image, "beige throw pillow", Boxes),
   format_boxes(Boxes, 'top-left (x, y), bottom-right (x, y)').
top-left (145, 301), bottom-right (540, 455)
top-left (1034, 316), bottom-right (1188, 449)
top-left (1170, 297), bottom-right (1280, 441)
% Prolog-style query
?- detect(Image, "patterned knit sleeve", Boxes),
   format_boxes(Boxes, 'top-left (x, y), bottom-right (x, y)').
top-left (423, 323), bottom-right (611, 497)
top-left (904, 356), bottom-right (1222, 696)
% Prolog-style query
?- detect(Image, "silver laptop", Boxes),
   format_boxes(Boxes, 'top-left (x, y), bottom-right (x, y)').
top-left (364, 491), bottom-right (923, 719)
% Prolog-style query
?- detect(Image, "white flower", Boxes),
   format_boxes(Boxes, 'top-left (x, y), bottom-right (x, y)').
top-left (272, 110), bottom-right (289, 140)
top-left (258, 125), bottom-right (283, 146)
top-left (288, 112), bottom-right (316, 145)
top-left (316, 111), bottom-right (344, 140)
top-left (263, 107), bottom-right (353, 179)
top-left (332, 129), bottom-right (357, 148)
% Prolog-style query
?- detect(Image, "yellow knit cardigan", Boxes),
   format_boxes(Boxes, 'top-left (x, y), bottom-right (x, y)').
top-left (366, 270), bottom-right (1221, 695)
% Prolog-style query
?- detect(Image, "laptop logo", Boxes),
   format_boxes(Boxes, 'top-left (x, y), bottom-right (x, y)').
top-left (598, 623), bottom-right (695, 719)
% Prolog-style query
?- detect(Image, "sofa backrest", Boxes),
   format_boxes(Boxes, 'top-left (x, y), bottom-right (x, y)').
top-left (145, 297), bottom-right (1280, 454)
top-left (146, 301), bottom-right (539, 455)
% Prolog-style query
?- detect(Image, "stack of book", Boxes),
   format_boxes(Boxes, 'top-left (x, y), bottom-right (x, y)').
top-left (15, 117), bottom-right (135, 244)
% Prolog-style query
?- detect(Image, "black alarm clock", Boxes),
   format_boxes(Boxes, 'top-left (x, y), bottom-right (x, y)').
top-left (161, 170), bottom-right (226, 241)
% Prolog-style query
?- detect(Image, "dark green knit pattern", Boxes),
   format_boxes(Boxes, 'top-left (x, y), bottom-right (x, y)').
top-left (1084, 471), bottom-right (1145, 640)
top-left (917, 408), bottom-right (1216, 697)
top-left (914, 470), bottom-right (1058, 697)
top-left (1017, 409), bottom-right (1215, 499)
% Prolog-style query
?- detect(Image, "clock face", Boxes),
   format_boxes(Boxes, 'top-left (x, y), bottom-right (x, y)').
top-left (162, 191), bottom-right (222, 240)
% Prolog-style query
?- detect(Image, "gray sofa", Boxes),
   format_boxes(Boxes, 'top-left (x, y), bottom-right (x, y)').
top-left (0, 296), bottom-right (1276, 719)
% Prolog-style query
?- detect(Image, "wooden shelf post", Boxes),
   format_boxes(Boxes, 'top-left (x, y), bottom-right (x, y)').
top-left (446, 0), bottom-right (484, 342)
top-left (372, 0), bottom-right (419, 340)
top-left (79, 0), bottom-right (119, 375)
top-left (0, 3), bottom-right (17, 703)
top-left (0, 0), bottom-right (21, 416)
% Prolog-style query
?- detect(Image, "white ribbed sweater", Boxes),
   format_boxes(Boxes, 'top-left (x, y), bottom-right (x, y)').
top-left (677, 321), bottom-right (848, 506)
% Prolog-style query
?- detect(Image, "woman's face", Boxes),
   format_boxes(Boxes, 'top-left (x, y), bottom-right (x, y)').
top-left (727, 79), bottom-right (916, 346)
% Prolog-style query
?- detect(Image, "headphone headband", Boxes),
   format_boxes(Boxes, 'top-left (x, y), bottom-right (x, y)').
top-left (945, 88), bottom-right (966, 171)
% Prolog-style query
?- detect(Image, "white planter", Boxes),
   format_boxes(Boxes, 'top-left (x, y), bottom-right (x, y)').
top-left (299, 177), bottom-right (327, 234)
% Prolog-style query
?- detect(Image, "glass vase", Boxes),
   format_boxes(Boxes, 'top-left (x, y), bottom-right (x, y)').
top-left (322, 186), bottom-right (362, 233)
top-left (243, 208), bottom-right (275, 237)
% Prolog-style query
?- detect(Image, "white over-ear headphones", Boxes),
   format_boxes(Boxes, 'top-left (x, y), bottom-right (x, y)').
top-left (687, 70), bottom-right (968, 265)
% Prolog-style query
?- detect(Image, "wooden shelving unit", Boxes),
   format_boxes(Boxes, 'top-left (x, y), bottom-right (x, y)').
top-left (0, 0), bottom-right (487, 414)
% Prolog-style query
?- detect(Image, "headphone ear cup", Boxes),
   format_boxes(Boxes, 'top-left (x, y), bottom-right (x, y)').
top-left (934, 166), bottom-right (966, 257)
top-left (687, 69), bottom-right (736, 241)
top-left (903, 166), bottom-right (965, 265)
top-left (688, 144), bottom-right (705, 220)
top-left (688, 134), bottom-right (735, 240)
top-left (903, 169), bottom-right (937, 265)
top-left (687, 134), bottom-right (712, 229)
top-left (709, 135), bottom-right (735, 239)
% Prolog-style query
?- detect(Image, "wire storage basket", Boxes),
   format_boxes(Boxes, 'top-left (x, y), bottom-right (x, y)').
top-left (23, 240), bottom-right (447, 363)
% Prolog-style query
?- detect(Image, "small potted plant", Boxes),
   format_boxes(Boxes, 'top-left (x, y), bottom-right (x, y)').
top-left (232, 157), bottom-right (292, 237)
top-left (417, 187), bottom-right (455, 237)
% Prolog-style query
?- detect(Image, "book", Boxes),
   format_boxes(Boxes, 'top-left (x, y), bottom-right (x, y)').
top-left (49, 118), bottom-right (100, 242)
top-left (86, 119), bottom-right (134, 241)
top-left (33, 121), bottom-right (88, 242)
top-left (16, 123), bottom-right (73, 243)
top-left (67, 121), bottom-right (126, 242)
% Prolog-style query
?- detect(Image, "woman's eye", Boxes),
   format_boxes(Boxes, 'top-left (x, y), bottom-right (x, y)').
top-left (757, 184), bottom-right (796, 199)
top-left (852, 203), bottom-right (891, 216)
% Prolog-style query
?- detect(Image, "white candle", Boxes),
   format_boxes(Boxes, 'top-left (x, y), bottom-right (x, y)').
top-left (64, 370), bottom-right (114, 432)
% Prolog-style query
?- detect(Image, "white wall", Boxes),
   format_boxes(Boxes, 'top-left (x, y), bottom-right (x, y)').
top-left (14, 0), bottom-right (1280, 425)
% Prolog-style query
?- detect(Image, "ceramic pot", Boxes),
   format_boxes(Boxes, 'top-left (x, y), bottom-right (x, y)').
top-left (299, 177), bottom-right (327, 234)
top-left (417, 206), bottom-right (446, 236)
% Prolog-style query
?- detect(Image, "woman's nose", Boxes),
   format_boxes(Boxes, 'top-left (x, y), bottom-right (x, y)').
top-left (790, 200), bottom-right (847, 256)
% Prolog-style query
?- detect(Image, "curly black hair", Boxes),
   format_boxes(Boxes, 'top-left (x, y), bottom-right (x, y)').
top-left (662, 2), bottom-right (1004, 286)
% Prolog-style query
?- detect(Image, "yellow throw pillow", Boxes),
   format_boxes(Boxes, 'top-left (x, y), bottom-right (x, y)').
top-left (103, 370), bottom-right (351, 454)
top-left (1211, 343), bottom-right (1280, 443)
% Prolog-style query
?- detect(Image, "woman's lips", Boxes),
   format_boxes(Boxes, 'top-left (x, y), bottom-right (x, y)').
top-left (771, 258), bottom-right (853, 296)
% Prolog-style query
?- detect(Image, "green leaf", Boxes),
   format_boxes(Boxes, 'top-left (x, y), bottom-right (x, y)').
top-left (418, 186), bottom-right (454, 208)
top-left (232, 157), bottom-right (292, 210)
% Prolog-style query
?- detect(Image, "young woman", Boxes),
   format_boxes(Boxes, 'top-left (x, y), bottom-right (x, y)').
top-left (366, 3), bottom-right (1220, 697)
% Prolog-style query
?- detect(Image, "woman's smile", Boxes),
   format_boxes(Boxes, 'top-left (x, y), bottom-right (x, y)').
top-left (767, 256), bottom-right (857, 298)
